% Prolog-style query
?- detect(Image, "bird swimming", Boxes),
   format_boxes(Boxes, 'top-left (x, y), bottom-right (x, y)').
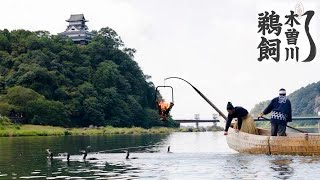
top-left (80, 146), bottom-right (98, 160)
top-left (46, 149), bottom-right (53, 160)
top-left (125, 150), bottom-right (138, 159)
top-left (167, 146), bottom-right (171, 153)
top-left (67, 153), bottom-right (70, 162)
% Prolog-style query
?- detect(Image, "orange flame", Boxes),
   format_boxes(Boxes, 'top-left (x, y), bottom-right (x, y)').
top-left (158, 101), bottom-right (170, 111)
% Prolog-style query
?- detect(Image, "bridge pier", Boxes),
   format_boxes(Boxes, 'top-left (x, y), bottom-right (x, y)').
top-left (194, 114), bottom-right (200, 129)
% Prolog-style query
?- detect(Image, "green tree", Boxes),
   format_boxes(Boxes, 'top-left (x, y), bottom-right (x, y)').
top-left (27, 98), bottom-right (69, 126)
top-left (0, 28), bottom-right (173, 128)
top-left (5, 86), bottom-right (44, 108)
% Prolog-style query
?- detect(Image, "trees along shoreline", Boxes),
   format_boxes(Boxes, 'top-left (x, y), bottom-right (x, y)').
top-left (0, 28), bottom-right (178, 128)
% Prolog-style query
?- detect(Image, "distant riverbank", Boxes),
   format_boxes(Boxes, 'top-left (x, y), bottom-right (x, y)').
top-left (0, 125), bottom-right (176, 137)
top-left (0, 125), bottom-right (224, 137)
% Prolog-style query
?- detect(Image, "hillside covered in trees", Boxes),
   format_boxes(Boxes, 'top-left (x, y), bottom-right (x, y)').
top-left (251, 82), bottom-right (320, 125)
top-left (0, 28), bottom-right (176, 128)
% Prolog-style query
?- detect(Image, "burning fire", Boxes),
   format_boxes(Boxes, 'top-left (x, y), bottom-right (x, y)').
top-left (158, 100), bottom-right (170, 111)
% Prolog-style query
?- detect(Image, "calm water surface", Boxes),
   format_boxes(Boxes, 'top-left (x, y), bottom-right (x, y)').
top-left (1, 132), bottom-right (320, 179)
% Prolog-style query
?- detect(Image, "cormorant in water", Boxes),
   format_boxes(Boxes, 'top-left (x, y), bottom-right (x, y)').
top-left (46, 149), bottom-right (54, 160)
top-left (126, 150), bottom-right (138, 159)
top-left (80, 146), bottom-right (98, 160)
top-left (167, 146), bottom-right (171, 153)
top-left (67, 153), bottom-right (70, 162)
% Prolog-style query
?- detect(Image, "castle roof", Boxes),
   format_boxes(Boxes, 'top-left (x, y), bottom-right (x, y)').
top-left (66, 14), bottom-right (88, 22)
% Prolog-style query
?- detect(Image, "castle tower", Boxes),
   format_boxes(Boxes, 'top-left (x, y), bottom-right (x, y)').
top-left (59, 14), bottom-right (94, 45)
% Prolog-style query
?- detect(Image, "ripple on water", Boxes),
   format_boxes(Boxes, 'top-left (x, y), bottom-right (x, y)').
top-left (46, 176), bottom-right (70, 179)
top-left (94, 172), bottom-right (120, 177)
top-left (3, 132), bottom-right (320, 179)
top-left (103, 175), bottom-right (139, 180)
top-left (20, 176), bottom-right (47, 179)
top-left (93, 164), bottom-right (105, 168)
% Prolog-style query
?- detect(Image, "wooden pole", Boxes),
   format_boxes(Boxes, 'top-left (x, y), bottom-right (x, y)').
top-left (260, 117), bottom-right (307, 133)
top-left (164, 77), bottom-right (227, 121)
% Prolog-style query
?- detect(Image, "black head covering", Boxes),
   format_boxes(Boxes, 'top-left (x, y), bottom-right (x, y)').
top-left (226, 102), bottom-right (234, 110)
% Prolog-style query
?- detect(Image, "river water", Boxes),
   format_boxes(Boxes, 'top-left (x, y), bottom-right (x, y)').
top-left (1, 132), bottom-right (320, 179)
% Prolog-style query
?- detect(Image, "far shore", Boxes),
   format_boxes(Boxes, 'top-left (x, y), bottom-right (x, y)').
top-left (0, 125), bottom-right (224, 137)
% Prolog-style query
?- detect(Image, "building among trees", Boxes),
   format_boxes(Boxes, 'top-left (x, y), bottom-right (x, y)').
top-left (59, 14), bottom-right (94, 45)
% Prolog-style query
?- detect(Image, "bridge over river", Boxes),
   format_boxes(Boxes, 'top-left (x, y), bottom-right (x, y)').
top-left (174, 116), bottom-right (320, 129)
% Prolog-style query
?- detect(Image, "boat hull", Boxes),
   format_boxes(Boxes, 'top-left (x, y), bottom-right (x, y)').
top-left (226, 128), bottom-right (320, 155)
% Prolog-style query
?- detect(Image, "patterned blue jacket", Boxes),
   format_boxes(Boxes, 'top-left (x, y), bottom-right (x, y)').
top-left (263, 96), bottom-right (292, 125)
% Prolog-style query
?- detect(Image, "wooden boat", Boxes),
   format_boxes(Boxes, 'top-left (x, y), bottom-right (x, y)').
top-left (161, 77), bottom-right (320, 155)
top-left (226, 127), bottom-right (320, 155)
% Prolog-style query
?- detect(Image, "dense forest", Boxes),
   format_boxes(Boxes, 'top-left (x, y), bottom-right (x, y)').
top-left (251, 81), bottom-right (320, 125)
top-left (0, 28), bottom-right (177, 128)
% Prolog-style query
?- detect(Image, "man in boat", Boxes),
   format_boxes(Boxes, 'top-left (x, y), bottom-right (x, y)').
top-left (224, 102), bottom-right (258, 135)
top-left (156, 99), bottom-right (174, 121)
top-left (258, 88), bottom-right (292, 136)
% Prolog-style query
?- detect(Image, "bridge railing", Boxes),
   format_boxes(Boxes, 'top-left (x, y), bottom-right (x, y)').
top-left (174, 119), bottom-right (219, 123)
top-left (174, 117), bottom-right (320, 129)
top-left (175, 117), bottom-right (320, 122)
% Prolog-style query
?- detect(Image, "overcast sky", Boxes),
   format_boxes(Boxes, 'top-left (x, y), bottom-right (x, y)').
top-left (1, 0), bottom-right (320, 121)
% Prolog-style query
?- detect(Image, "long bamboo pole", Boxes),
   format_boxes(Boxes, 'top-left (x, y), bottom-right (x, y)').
top-left (164, 77), bottom-right (227, 121)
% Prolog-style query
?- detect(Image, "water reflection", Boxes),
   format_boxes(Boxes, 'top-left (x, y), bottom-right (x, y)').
top-left (41, 151), bottom-right (149, 179)
top-left (270, 158), bottom-right (294, 179)
top-left (1, 132), bottom-right (320, 179)
top-left (0, 134), bottom-right (167, 179)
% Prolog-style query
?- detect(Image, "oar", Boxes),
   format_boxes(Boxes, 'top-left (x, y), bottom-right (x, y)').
top-left (259, 116), bottom-right (307, 133)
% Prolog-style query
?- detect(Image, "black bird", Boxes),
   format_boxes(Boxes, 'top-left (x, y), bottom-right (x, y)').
top-left (126, 150), bottom-right (129, 159)
top-left (67, 153), bottom-right (70, 162)
top-left (46, 149), bottom-right (54, 160)
top-left (80, 146), bottom-right (90, 159)
top-left (167, 146), bottom-right (171, 153)
top-left (80, 146), bottom-right (98, 160)
top-left (125, 150), bottom-right (138, 159)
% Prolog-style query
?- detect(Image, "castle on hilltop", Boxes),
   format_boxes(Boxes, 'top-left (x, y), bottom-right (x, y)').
top-left (59, 14), bottom-right (94, 45)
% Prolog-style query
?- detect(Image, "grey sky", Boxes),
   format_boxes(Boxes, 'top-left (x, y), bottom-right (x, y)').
top-left (1, 0), bottom-right (319, 120)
